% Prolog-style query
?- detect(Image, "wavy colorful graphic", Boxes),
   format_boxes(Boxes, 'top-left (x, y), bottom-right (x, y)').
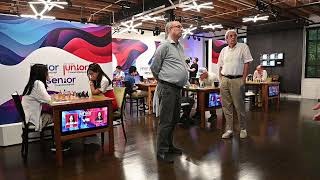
top-left (212, 40), bottom-right (227, 64)
top-left (0, 15), bottom-right (112, 125)
top-left (0, 15), bottom-right (112, 65)
top-left (148, 41), bottom-right (161, 65)
top-left (112, 38), bottom-right (148, 70)
top-left (0, 99), bottom-right (20, 125)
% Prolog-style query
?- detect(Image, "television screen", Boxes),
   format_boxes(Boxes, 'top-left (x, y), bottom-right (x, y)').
top-left (270, 60), bottom-right (275, 66)
top-left (270, 53), bottom-right (276, 59)
top-left (61, 107), bottom-right (108, 134)
top-left (207, 92), bottom-right (222, 108)
top-left (269, 86), bottom-right (279, 97)
top-left (277, 53), bottom-right (284, 59)
top-left (262, 54), bottom-right (268, 60)
top-left (262, 60), bottom-right (268, 66)
top-left (262, 60), bottom-right (276, 67)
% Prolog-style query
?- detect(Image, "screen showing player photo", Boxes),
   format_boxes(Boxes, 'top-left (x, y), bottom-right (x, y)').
top-left (61, 107), bottom-right (108, 133)
top-left (208, 92), bottom-right (222, 108)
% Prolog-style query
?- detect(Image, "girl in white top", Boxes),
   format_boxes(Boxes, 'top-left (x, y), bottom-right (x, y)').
top-left (21, 64), bottom-right (52, 131)
top-left (87, 63), bottom-right (118, 111)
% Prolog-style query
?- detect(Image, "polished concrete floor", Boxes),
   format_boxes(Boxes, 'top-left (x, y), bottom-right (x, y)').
top-left (1, 99), bottom-right (320, 180)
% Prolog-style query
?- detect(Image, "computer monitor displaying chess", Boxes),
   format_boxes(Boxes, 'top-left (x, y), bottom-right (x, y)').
top-left (61, 107), bottom-right (108, 134)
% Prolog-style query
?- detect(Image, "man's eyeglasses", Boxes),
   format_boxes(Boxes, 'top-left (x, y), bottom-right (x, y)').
top-left (172, 25), bottom-right (183, 29)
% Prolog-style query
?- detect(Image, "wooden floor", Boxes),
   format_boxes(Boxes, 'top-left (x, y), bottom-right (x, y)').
top-left (1, 99), bottom-right (320, 180)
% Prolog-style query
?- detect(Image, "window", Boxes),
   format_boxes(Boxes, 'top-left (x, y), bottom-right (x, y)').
top-left (306, 27), bottom-right (320, 78)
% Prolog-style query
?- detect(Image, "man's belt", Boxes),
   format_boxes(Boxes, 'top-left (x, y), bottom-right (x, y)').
top-left (222, 74), bottom-right (243, 79)
top-left (159, 80), bottom-right (182, 89)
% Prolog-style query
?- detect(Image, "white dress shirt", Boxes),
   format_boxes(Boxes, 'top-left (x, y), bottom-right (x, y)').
top-left (218, 43), bottom-right (253, 76)
top-left (253, 70), bottom-right (268, 81)
top-left (199, 73), bottom-right (219, 87)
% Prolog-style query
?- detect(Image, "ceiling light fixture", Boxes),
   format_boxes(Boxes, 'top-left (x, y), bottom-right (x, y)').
top-left (21, 0), bottom-right (67, 20)
top-left (181, 0), bottom-right (213, 12)
top-left (242, 15), bottom-right (269, 23)
top-left (201, 23), bottom-right (223, 30)
top-left (182, 25), bottom-right (197, 39)
top-left (137, 15), bottom-right (165, 22)
top-left (118, 18), bottom-right (142, 34)
top-left (112, 26), bottom-right (121, 34)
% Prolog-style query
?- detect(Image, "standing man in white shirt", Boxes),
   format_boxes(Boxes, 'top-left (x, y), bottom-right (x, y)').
top-left (218, 29), bottom-right (253, 139)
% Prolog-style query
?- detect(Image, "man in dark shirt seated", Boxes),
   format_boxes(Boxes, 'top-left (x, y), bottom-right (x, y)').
top-left (124, 66), bottom-right (147, 100)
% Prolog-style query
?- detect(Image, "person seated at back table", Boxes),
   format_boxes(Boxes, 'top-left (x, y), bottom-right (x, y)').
top-left (252, 65), bottom-right (268, 107)
top-left (253, 65), bottom-right (268, 82)
top-left (125, 66), bottom-right (147, 107)
top-left (193, 67), bottom-right (220, 124)
top-left (113, 65), bottom-right (125, 81)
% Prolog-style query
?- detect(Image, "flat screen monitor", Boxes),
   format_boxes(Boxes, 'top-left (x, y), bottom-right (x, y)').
top-left (269, 60), bottom-right (275, 66)
top-left (207, 92), bottom-right (222, 108)
top-left (262, 60), bottom-right (268, 66)
top-left (277, 53), bottom-right (284, 59)
top-left (134, 75), bottom-right (142, 84)
top-left (262, 54), bottom-right (268, 60)
top-left (262, 60), bottom-right (276, 67)
top-left (269, 86), bottom-right (279, 97)
top-left (270, 53), bottom-right (276, 59)
top-left (61, 107), bottom-right (108, 134)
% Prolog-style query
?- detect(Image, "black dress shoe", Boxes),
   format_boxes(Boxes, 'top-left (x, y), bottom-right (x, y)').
top-left (157, 152), bottom-right (174, 163)
top-left (169, 146), bottom-right (182, 155)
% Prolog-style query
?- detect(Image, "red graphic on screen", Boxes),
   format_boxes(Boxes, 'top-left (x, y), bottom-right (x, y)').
top-left (65, 114), bottom-right (78, 128)
top-left (212, 40), bottom-right (227, 64)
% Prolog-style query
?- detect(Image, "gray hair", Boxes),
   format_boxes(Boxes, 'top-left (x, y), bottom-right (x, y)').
top-left (165, 21), bottom-right (174, 39)
top-left (225, 29), bottom-right (238, 40)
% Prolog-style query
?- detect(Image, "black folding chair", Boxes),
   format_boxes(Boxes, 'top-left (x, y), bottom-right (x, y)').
top-left (11, 92), bottom-right (54, 160)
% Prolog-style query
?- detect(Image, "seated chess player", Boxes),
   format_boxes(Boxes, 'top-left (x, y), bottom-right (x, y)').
top-left (252, 65), bottom-right (268, 107)
top-left (193, 67), bottom-right (219, 124)
top-left (253, 65), bottom-right (268, 82)
top-left (198, 67), bottom-right (219, 87)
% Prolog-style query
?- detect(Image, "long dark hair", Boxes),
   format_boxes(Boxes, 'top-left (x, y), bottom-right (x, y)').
top-left (87, 63), bottom-right (111, 88)
top-left (23, 64), bottom-right (48, 96)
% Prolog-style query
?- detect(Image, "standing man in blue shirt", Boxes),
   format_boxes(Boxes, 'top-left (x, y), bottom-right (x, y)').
top-left (151, 21), bottom-right (188, 163)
